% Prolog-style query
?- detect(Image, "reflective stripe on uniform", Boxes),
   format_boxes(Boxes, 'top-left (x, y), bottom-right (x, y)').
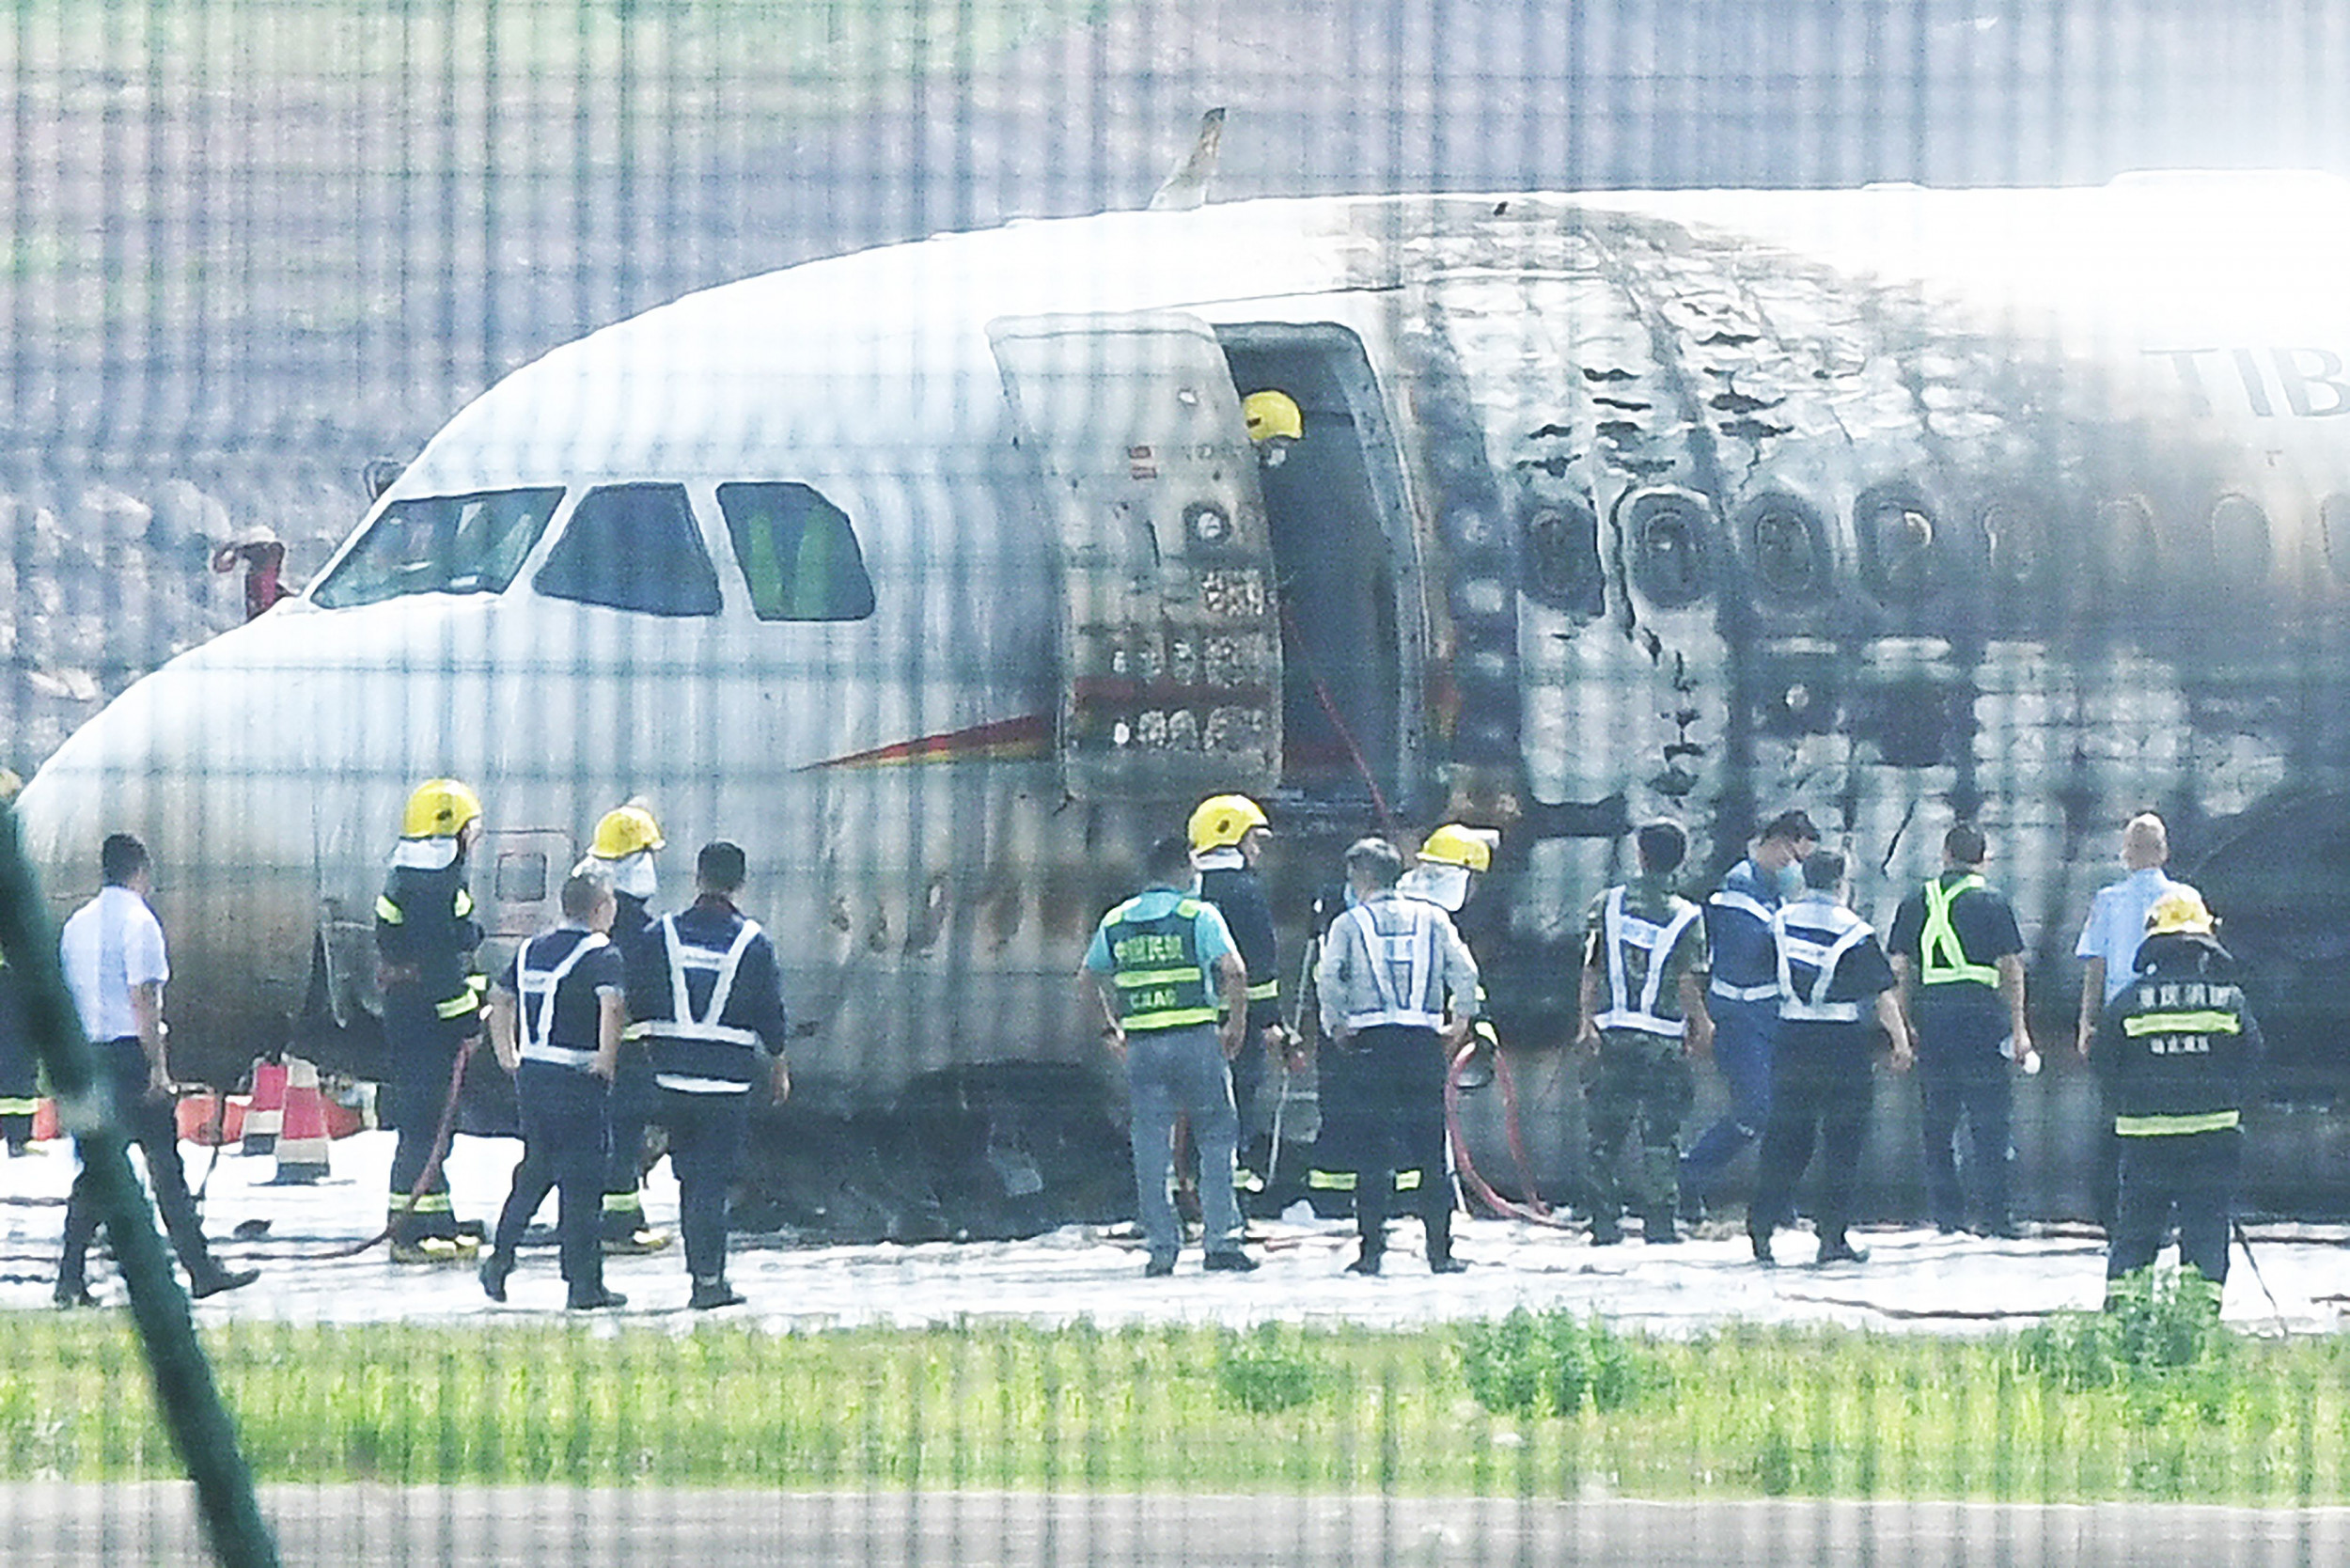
top-left (1595, 886), bottom-right (1702, 1038)
top-left (517, 932), bottom-right (609, 1059)
top-left (375, 895), bottom-right (405, 925)
top-left (1710, 979), bottom-right (1778, 1003)
top-left (434, 992), bottom-right (480, 1020)
top-left (453, 886), bottom-right (474, 919)
top-left (1340, 902), bottom-right (1446, 1031)
top-left (1918, 874), bottom-right (1998, 987)
top-left (1773, 902), bottom-right (1872, 1023)
top-left (387, 1191), bottom-right (454, 1214)
top-left (2123, 1011), bottom-right (2243, 1037)
top-left (1246, 979), bottom-right (1280, 1002)
top-left (1306, 1168), bottom-right (1421, 1192)
top-left (2115, 1110), bottom-right (2242, 1136)
top-left (0, 1098), bottom-right (39, 1115)
top-left (1103, 896), bottom-right (1218, 1032)
top-left (652, 915), bottom-right (763, 1047)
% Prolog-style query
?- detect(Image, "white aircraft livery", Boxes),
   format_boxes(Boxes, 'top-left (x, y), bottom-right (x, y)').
top-left (19, 178), bottom-right (2350, 1213)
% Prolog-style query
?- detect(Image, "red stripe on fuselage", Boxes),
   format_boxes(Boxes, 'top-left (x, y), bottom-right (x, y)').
top-left (802, 713), bottom-right (1052, 771)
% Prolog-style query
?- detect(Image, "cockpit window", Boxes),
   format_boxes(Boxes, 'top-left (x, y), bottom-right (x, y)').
top-left (716, 482), bottom-right (877, 621)
top-left (534, 482), bottom-right (722, 618)
top-left (310, 488), bottom-right (563, 609)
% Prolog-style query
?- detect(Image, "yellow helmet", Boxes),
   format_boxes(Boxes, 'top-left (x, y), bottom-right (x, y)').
top-left (1418, 823), bottom-right (1497, 873)
top-left (591, 803), bottom-right (666, 860)
top-left (1188, 793), bottom-right (1269, 853)
top-left (2144, 887), bottom-right (2214, 936)
top-left (1242, 389), bottom-right (1303, 444)
top-left (401, 777), bottom-right (482, 839)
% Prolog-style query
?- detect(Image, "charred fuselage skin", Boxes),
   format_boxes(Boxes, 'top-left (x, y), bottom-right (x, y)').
top-left (20, 184), bottom-right (2350, 1218)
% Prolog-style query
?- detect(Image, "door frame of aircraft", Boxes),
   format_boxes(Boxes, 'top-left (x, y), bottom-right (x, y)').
top-left (1215, 322), bottom-right (1421, 816)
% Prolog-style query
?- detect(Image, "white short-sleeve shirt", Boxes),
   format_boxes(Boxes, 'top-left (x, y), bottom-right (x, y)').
top-left (59, 885), bottom-right (169, 1043)
top-left (2075, 867), bottom-right (2191, 1004)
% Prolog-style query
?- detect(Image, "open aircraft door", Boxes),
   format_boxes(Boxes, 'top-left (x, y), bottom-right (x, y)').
top-left (991, 312), bottom-right (1281, 802)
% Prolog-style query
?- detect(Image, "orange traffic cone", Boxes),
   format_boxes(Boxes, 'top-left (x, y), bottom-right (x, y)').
top-left (241, 1058), bottom-right (287, 1155)
top-left (269, 1056), bottom-right (332, 1184)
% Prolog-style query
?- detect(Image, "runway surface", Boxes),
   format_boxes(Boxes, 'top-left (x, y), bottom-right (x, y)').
top-left (0, 1130), bottom-right (2342, 1335)
top-left (5, 1485), bottom-right (2346, 1568)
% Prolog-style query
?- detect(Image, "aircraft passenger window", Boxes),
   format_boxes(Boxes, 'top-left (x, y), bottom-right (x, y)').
top-left (716, 482), bottom-right (877, 621)
top-left (1741, 495), bottom-right (1830, 604)
top-left (2322, 494), bottom-right (2350, 584)
top-left (1620, 491), bottom-right (1710, 609)
top-left (2210, 494), bottom-right (2271, 585)
top-left (495, 850), bottom-right (547, 905)
top-left (310, 487), bottom-right (564, 609)
top-left (1857, 487), bottom-right (1937, 601)
top-left (1518, 499), bottom-right (1603, 615)
top-left (534, 483), bottom-right (722, 618)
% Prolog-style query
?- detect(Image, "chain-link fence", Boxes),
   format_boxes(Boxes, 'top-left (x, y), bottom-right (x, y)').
top-left (6, 1), bottom-right (2350, 1562)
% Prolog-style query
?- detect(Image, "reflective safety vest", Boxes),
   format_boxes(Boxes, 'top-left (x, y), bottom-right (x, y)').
top-left (1918, 873), bottom-right (1998, 988)
top-left (1336, 901), bottom-right (1448, 1031)
top-left (647, 916), bottom-right (763, 1048)
top-left (1706, 884), bottom-right (1781, 1003)
top-left (1595, 886), bottom-right (1703, 1038)
top-left (1773, 902), bottom-right (1873, 1023)
top-left (1102, 898), bottom-right (1217, 1032)
top-left (515, 931), bottom-right (609, 1073)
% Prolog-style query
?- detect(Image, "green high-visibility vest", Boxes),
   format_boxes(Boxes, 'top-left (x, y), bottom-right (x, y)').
top-left (1103, 897), bottom-right (1218, 1032)
top-left (1919, 873), bottom-right (1999, 987)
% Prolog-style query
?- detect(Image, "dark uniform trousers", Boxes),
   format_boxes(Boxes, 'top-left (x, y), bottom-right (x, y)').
top-left (59, 1040), bottom-right (217, 1290)
top-left (2108, 1127), bottom-right (2239, 1284)
top-left (662, 1089), bottom-right (752, 1284)
top-left (384, 989), bottom-right (467, 1241)
top-left (1320, 1024), bottom-right (1452, 1262)
top-left (602, 1044), bottom-right (658, 1238)
top-left (1748, 1039), bottom-right (1873, 1247)
top-left (1916, 1019), bottom-right (2013, 1231)
top-left (493, 1062), bottom-right (611, 1291)
top-left (1583, 1032), bottom-right (1694, 1239)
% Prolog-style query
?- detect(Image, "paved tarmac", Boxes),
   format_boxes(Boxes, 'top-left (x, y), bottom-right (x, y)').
top-left (5, 1485), bottom-right (2345, 1567)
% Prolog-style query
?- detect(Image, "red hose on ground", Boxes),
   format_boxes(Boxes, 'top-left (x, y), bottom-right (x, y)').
top-left (303, 1040), bottom-right (476, 1261)
top-left (1446, 1040), bottom-right (1578, 1231)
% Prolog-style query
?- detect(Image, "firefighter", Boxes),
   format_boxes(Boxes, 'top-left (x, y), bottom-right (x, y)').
top-left (481, 871), bottom-right (628, 1309)
top-left (1188, 794), bottom-right (1288, 1203)
top-left (0, 769), bottom-right (37, 1155)
top-left (1887, 823), bottom-right (2033, 1237)
top-left (2091, 888), bottom-right (2263, 1298)
top-left (1576, 820), bottom-right (1714, 1246)
top-left (1748, 849), bottom-right (1913, 1268)
top-left (1315, 837), bottom-right (1480, 1277)
top-left (376, 778), bottom-right (489, 1263)
top-left (1242, 388), bottom-right (1304, 468)
top-left (1081, 833), bottom-right (1256, 1278)
top-left (581, 801), bottom-right (670, 1254)
top-left (1682, 808), bottom-right (1819, 1216)
top-left (625, 841), bottom-right (791, 1309)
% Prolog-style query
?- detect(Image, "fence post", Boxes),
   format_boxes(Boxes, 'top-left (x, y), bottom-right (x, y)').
top-left (0, 808), bottom-right (281, 1568)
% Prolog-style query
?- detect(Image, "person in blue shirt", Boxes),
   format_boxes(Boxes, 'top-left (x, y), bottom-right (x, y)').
top-left (1081, 833), bottom-right (1253, 1278)
top-left (2075, 814), bottom-right (2198, 1058)
top-left (1681, 808), bottom-right (1818, 1214)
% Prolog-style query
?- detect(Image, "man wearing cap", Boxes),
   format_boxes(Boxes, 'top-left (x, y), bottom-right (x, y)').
top-left (2091, 888), bottom-right (2262, 1296)
top-left (1682, 808), bottom-right (1819, 1215)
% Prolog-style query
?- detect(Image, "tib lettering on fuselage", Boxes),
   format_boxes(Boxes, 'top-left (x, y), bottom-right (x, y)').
top-left (2149, 347), bottom-right (2350, 418)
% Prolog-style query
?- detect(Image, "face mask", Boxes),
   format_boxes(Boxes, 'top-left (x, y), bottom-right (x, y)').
top-left (1778, 862), bottom-right (1806, 899)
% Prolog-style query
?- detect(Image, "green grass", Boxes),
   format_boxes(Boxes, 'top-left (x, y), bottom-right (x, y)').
top-left (4, 1288), bottom-right (2345, 1501)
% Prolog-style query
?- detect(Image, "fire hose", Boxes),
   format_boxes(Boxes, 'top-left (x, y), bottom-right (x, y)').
top-left (304, 1039), bottom-right (475, 1261)
top-left (1444, 1034), bottom-right (1581, 1231)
